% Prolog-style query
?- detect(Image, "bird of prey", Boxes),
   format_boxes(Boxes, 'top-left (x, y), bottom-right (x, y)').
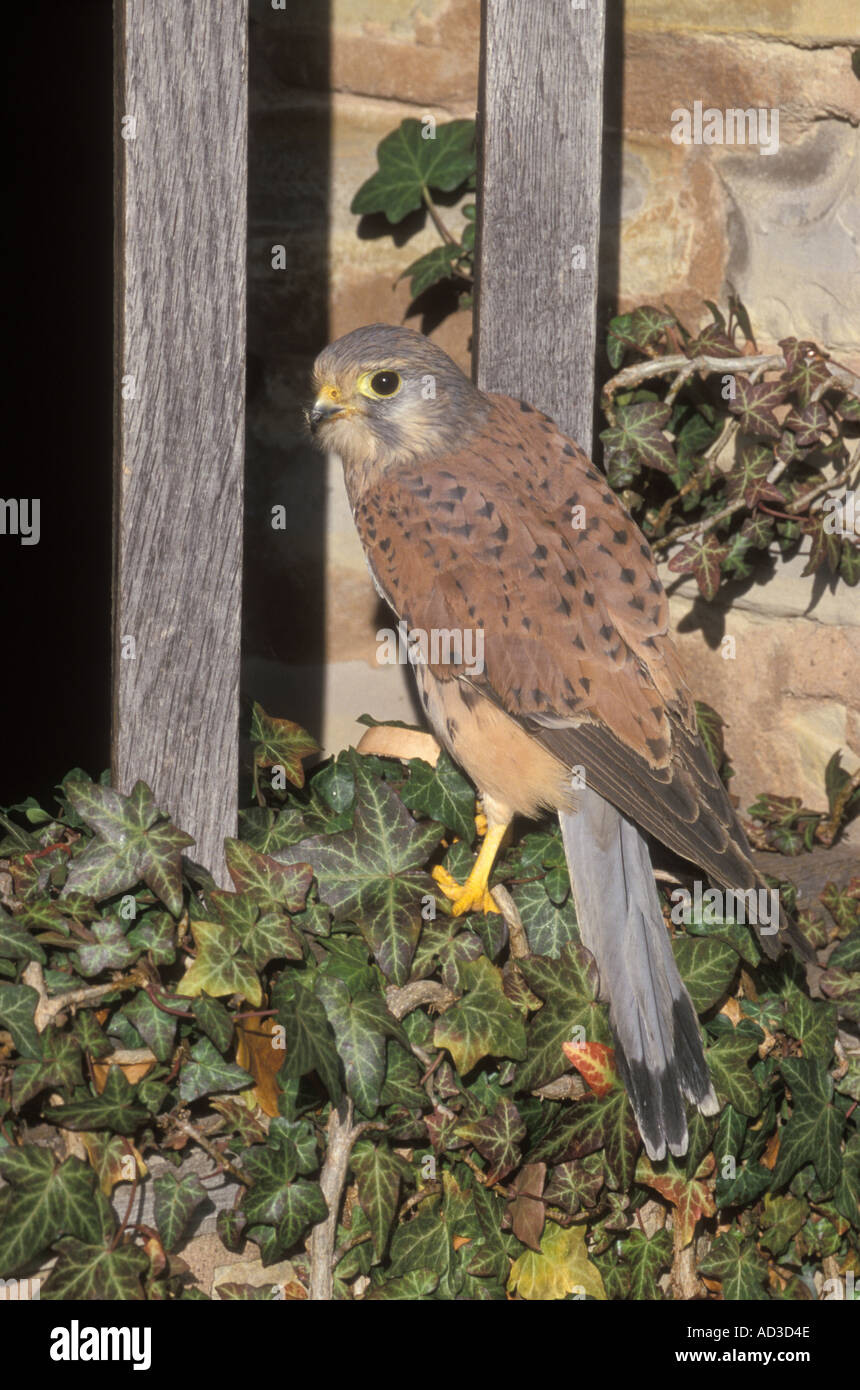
top-left (308, 323), bottom-right (796, 1162)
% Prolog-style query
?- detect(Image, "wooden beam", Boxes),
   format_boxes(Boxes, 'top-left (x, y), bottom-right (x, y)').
top-left (113, 1), bottom-right (248, 884)
top-left (475, 0), bottom-right (606, 454)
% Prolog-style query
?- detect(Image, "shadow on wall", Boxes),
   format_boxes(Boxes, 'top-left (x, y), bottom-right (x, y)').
top-left (242, 0), bottom-right (332, 780)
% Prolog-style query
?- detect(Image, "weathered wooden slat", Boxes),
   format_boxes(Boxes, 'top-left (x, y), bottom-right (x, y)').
top-left (113, 1), bottom-right (248, 883)
top-left (475, 0), bottom-right (606, 454)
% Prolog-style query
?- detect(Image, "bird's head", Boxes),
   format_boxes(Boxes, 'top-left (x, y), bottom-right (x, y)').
top-left (307, 324), bottom-right (491, 489)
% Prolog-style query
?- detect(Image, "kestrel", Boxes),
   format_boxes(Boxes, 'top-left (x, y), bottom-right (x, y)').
top-left (308, 323), bottom-right (799, 1161)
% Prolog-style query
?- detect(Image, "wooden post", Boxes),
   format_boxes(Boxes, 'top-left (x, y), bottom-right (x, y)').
top-left (475, 0), bottom-right (606, 454)
top-left (113, 1), bottom-right (248, 884)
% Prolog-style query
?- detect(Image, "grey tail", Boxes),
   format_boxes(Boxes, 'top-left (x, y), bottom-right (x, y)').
top-left (559, 787), bottom-right (719, 1161)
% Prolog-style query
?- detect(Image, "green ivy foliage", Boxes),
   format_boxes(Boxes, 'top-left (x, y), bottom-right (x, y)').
top-left (0, 709), bottom-right (857, 1300)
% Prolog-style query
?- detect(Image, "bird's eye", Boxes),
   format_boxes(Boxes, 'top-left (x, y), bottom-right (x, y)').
top-left (369, 370), bottom-right (401, 397)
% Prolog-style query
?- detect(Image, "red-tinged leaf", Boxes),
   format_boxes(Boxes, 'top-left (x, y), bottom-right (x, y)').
top-left (726, 438), bottom-right (783, 509)
top-left (801, 514), bottom-right (842, 578)
top-left (456, 1098), bottom-right (526, 1184)
top-left (667, 534), bottom-right (730, 601)
top-left (606, 306), bottom-right (676, 366)
top-left (785, 401), bottom-right (831, 447)
top-left (635, 1152), bottom-right (716, 1247)
top-left (250, 704), bottom-right (318, 789)
top-left (779, 338), bottom-right (831, 407)
top-left (685, 323), bottom-right (737, 358)
top-left (739, 512), bottom-right (775, 549)
top-left (774, 428), bottom-right (804, 469)
top-left (599, 401), bottom-right (675, 474)
top-left (728, 376), bottom-right (785, 439)
top-left (561, 1041), bottom-right (618, 1097)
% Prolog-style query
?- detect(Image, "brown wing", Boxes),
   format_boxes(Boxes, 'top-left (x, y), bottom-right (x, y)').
top-left (352, 394), bottom-right (755, 891)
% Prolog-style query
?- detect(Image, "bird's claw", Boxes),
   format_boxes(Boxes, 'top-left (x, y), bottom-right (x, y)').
top-left (431, 864), bottom-right (500, 915)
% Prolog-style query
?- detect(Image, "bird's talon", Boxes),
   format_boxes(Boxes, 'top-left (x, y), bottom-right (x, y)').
top-left (431, 864), bottom-right (500, 915)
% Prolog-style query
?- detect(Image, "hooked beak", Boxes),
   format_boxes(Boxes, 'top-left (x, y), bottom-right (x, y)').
top-left (309, 385), bottom-right (345, 432)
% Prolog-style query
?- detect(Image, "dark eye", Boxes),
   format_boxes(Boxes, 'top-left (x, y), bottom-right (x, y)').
top-left (370, 370), bottom-right (401, 397)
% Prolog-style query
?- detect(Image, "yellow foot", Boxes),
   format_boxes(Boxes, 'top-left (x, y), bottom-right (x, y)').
top-left (431, 821), bottom-right (508, 916)
top-left (432, 864), bottom-right (500, 915)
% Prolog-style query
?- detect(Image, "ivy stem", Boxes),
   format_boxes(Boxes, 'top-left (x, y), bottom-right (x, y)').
top-left (421, 186), bottom-right (456, 245)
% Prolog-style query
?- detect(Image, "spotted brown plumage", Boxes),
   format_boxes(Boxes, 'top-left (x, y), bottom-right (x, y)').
top-left (308, 323), bottom-right (799, 1161)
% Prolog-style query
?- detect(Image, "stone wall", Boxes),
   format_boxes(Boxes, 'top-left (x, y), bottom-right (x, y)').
top-left (244, 0), bottom-right (859, 811)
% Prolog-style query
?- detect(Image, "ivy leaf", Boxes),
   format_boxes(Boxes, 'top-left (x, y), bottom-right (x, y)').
top-left (515, 942), bottom-right (608, 1092)
top-left (606, 306), bottom-right (676, 368)
top-left (507, 1161), bottom-right (546, 1250)
top-left (739, 512), bottom-right (775, 549)
top-left (599, 401), bottom-right (675, 474)
top-left (0, 982), bottom-right (42, 1059)
top-left (773, 1058), bottom-right (843, 1191)
top-left (274, 751), bottom-right (442, 984)
top-left (785, 401), bottom-right (831, 447)
top-left (75, 917), bottom-right (140, 976)
top-left (820, 883), bottom-right (860, 934)
top-left (695, 700), bottom-right (726, 772)
top-left (511, 879), bottom-right (578, 957)
top-left (543, 1154), bottom-right (604, 1215)
top-left (784, 993), bottom-right (837, 1063)
top-left (457, 1098), bottom-right (526, 1184)
top-left (191, 994), bottom-right (235, 1053)
top-left (433, 956), bottom-right (526, 1075)
top-left (127, 908), bottom-right (176, 964)
top-left (561, 1041), bottom-right (619, 1098)
top-left (698, 1228), bottom-right (768, 1300)
top-left (47, 1066), bottom-right (149, 1134)
top-left (801, 513), bottom-right (842, 579)
top-left (728, 376), bottom-right (785, 439)
top-left (726, 438), bottom-right (782, 508)
top-left (635, 1152), bottom-right (716, 1247)
top-left (530, 1089), bottom-right (641, 1192)
top-left (400, 243), bottom-right (463, 298)
top-left (224, 840), bottom-right (313, 913)
top-left (758, 1193), bottom-right (806, 1257)
top-left (0, 1153), bottom-right (113, 1275)
top-left (401, 750), bottom-right (476, 844)
top-left (351, 1139), bottom-right (410, 1259)
top-left (673, 937), bottom-right (739, 1013)
top-left (351, 118), bottom-right (475, 224)
top-left (62, 779), bottom-right (193, 917)
top-left (250, 703), bottom-right (318, 790)
top-left (705, 1031), bottom-right (762, 1117)
top-left (0, 910), bottom-right (46, 964)
top-left (179, 1037), bottom-right (252, 1103)
top-left (365, 1268), bottom-right (439, 1300)
top-left (626, 1228), bottom-right (673, 1300)
top-left (316, 974), bottom-right (409, 1116)
top-left (12, 1032), bottom-right (83, 1109)
top-left (508, 1221), bottom-right (606, 1301)
top-left (272, 971), bottom-right (343, 1103)
top-left (153, 1170), bottom-right (209, 1251)
top-left (176, 918), bottom-right (262, 1007)
top-left (667, 533), bottom-right (730, 600)
top-left (42, 1238), bottom-right (149, 1300)
top-left (120, 990), bottom-right (177, 1063)
top-left (387, 1204), bottom-right (451, 1288)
